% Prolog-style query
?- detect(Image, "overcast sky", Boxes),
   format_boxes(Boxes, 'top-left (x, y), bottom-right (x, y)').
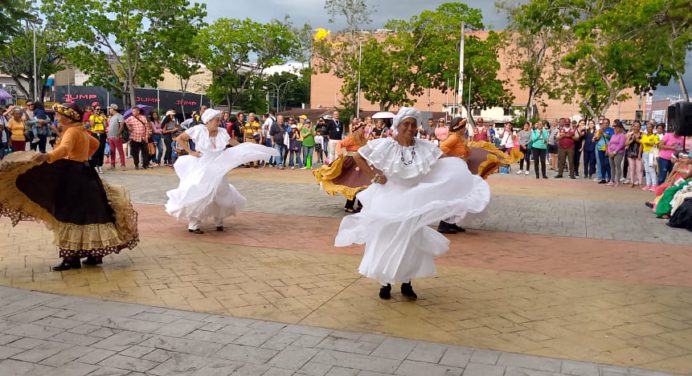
top-left (203, 0), bottom-right (689, 100)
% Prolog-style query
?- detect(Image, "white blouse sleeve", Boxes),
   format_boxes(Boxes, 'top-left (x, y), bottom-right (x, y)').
top-left (217, 128), bottom-right (231, 146)
top-left (185, 125), bottom-right (201, 141)
top-left (358, 138), bottom-right (441, 180)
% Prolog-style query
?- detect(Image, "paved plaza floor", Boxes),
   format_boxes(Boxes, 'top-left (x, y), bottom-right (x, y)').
top-left (1, 166), bottom-right (691, 375)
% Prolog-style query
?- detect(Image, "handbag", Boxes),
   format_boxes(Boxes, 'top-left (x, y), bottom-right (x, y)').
top-left (147, 141), bottom-right (156, 156)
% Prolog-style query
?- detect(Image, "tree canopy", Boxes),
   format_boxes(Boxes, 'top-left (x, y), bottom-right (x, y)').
top-left (197, 17), bottom-right (302, 113)
top-left (41, 0), bottom-right (206, 107)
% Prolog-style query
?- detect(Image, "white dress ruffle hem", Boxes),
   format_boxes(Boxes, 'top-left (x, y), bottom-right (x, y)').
top-left (335, 138), bottom-right (490, 285)
top-left (165, 126), bottom-right (277, 223)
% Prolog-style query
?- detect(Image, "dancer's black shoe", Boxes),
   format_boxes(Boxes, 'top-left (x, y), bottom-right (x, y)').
top-left (379, 284), bottom-right (391, 300)
top-left (437, 221), bottom-right (458, 234)
top-left (401, 282), bottom-right (418, 300)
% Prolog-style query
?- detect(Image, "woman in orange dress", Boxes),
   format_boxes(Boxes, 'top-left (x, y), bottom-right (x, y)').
top-left (313, 121), bottom-right (370, 212)
top-left (437, 117), bottom-right (522, 233)
top-left (441, 117), bottom-right (523, 179)
top-left (0, 103), bottom-right (139, 271)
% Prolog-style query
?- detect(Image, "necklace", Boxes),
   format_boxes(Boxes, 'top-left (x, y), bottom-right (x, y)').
top-left (399, 139), bottom-right (416, 166)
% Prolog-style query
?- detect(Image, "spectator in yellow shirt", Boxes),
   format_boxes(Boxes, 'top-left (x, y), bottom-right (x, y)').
top-left (243, 113), bottom-right (261, 144)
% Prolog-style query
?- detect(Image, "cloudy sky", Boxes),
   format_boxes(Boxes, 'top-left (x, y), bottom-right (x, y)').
top-left (203, 0), bottom-right (689, 100)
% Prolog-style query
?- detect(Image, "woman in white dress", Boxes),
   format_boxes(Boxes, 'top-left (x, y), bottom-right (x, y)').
top-left (335, 107), bottom-right (491, 300)
top-left (165, 109), bottom-right (277, 234)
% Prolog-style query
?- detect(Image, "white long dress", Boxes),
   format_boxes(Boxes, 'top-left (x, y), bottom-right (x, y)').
top-left (165, 126), bottom-right (277, 225)
top-left (335, 137), bottom-right (490, 285)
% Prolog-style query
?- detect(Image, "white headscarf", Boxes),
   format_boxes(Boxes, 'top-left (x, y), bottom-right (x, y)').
top-left (201, 109), bottom-right (221, 124)
top-left (392, 107), bottom-right (421, 128)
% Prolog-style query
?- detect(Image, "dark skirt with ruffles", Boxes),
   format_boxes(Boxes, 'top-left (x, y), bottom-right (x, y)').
top-left (0, 152), bottom-right (139, 258)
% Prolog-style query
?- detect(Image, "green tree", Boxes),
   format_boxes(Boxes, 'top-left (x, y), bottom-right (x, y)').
top-left (349, 36), bottom-right (421, 111)
top-left (623, 0), bottom-right (690, 101)
top-left (198, 18), bottom-right (301, 112)
top-left (166, 35), bottom-right (203, 118)
top-left (562, 0), bottom-right (672, 118)
top-left (0, 20), bottom-right (64, 100)
top-left (517, 0), bottom-right (690, 118)
top-left (41, 0), bottom-right (206, 107)
top-left (386, 3), bottom-right (514, 120)
top-left (498, 0), bottom-right (574, 119)
top-left (264, 70), bottom-right (310, 111)
top-left (0, 0), bottom-right (34, 47)
top-left (313, 0), bottom-right (372, 114)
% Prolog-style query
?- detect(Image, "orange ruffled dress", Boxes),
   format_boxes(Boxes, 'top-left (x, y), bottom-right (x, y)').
top-left (441, 132), bottom-right (523, 179)
top-left (313, 135), bottom-right (370, 200)
top-left (0, 126), bottom-right (139, 258)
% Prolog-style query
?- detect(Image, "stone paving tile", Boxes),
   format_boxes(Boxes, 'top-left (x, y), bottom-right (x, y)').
top-left (0, 285), bottom-right (673, 376)
top-left (100, 170), bottom-right (690, 244)
top-left (1, 170), bottom-right (691, 376)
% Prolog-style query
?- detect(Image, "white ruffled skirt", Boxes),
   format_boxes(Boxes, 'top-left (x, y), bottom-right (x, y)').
top-left (335, 157), bottom-right (490, 284)
top-left (165, 143), bottom-right (277, 223)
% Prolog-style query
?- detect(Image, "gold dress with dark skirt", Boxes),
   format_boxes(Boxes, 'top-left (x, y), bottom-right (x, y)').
top-left (313, 136), bottom-right (370, 200)
top-left (0, 125), bottom-right (139, 259)
top-left (440, 133), bottom-right (523, 179)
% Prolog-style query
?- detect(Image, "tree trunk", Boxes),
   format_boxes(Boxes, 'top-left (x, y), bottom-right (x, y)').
top-left (678, 72), bottom-right (690, 102)
top-left (582, 102), bottom-right (597, 120)
top-left (11, 76), bottom-right (31, 99)
top-left (599, 89), bottom-right (618, 120)
top-left (179, 77), bottom-right (188, 119)
top-left (128, 87), bottom-right (136, 110)
top-left (525, 86), bottom-right (535, 119)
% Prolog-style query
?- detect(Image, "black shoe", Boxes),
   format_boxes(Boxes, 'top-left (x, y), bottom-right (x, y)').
top-left (52, 257), bottom-right (81, 271)
top-left (645, 202), bottom-right (654, 209)
top-left (437, 221), bottom-right (458, 234)
top-left (570, 176), bottom-right (576, 179)
top-left (448, 223), bottom-right (466, 233)
top-left (82, 256), bottom-right (103, 266)
top-left (188, 229), bottom-right (204, 234)
top-left (543, 175), bottom-right (548, 179)
top-left (401, 282), bottom-right (418, 300)
top-left (216, 226), bottom-right (224, 232)
top-left (554, 175), bottom-right (563, 179)
top-left (379, 284), bottom-right (391, 300)
top-left (598, 180), bottom-right (607, 184)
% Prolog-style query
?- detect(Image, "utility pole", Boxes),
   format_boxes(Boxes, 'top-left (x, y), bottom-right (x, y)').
top-left (356, 39), bottom-right (362, 118)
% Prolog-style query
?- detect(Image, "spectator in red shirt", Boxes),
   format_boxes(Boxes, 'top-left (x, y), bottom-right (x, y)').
top-left (125, 107), bottom-right (152, 170)
top-left (555, 118), bottom-right (578, 179)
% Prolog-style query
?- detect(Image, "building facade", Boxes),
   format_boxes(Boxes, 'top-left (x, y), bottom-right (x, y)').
top-left (310, 31), bottom-right (642, 123)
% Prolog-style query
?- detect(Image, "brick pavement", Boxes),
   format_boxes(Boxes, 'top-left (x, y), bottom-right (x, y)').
top-left (101, 169), bottom-right (691, 245)
top-left (1, 167), bottom-right (691, 374)
top-left (0, 286), bottom-right (682, 376)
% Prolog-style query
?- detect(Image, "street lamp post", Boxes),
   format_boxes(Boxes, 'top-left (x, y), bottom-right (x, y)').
top-left (356, 39), bottom-right (362, 119)
top-left (266, 80), bottom-right (293, 113)
top-left (33, 26), bottom-right (37, 101)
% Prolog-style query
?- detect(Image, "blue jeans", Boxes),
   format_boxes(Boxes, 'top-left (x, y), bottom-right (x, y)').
top-left (594, 149), bottom-right (602, 179)
top-left (265, 139), bottom-right (274, 165)
top-left (152, 134), bottom-right (163, 164)
top-left (273, 144), bottom-right (286, 166)
top-left (302, 145), bottom-right (314, 168)
top-left (288, 149), bottom-right (302, 167)
top-left (583, 148), bottom-right (596, 177)
top-left (658, 158), bottom-right (673, 185)
top-left (598, 150), bottom-right (611, 182)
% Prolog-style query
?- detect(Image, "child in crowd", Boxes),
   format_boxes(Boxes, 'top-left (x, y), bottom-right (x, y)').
top-left (314, 133), bottom-right (324, 165)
